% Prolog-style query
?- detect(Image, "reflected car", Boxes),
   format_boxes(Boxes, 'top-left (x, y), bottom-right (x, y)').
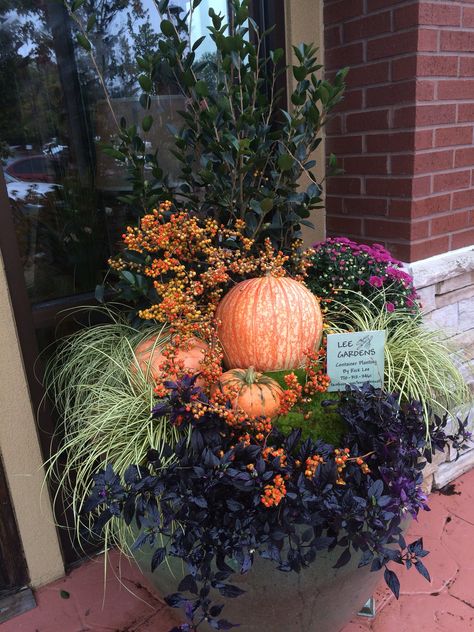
top-left (4, 155), bottom-right (57, 183)
top-left (4, 172), bottom-right (59, 204)
top-left (42, 140), bottom-right (68, 157)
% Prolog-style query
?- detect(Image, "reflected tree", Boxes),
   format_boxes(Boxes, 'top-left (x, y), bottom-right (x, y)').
top-left (0, 1), bottom-right (50, 146)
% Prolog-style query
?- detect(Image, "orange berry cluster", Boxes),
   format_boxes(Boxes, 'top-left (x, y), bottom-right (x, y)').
top-left (333, 448), bottom-right (372, 485)
top-left (278, 372), bottom-right (303, 415)
top-left (304, 454), bottom-right (324, 478)
top-left (200, 343), bottom-right (224, 388)
top-left (207, 390), bottom-right (252, 427)
top-left (237, 432), bottom-right (251, 447)
top-left (334, 447), bottom-right (351, 485)
top-left (152, 340), bottom-right (193, 398)
top-left (356, 457), bottom-right (371, 475)
top-left (261, 474), bottom-right (287, 508)
top-left (186, 387), bottom-right (273, 444)
top-left (304, 348), bottom-right (331, 395)
top-left (291, 242), bottom-right (315, 282)
top-left (151, 334), bottom-right (223, 399)
top-left (262, 446), bottom-right (287, 467)
top-left (253, 418), bottom-right (273, 442)
top-left (112, 204), bottom-right (312, 347)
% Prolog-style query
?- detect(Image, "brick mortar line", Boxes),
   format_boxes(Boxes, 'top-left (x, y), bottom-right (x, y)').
top-left (329, 205), bottom-right (474, 216)
top-left (324, 0), bottom-right (420, 26)
top-left (326, 193), bottom-right (448, 200)
top-left (334, 196), bottom-right (472, 209)
top-left (327, 124), bottom-right (472, 134)
top-left (327, 124), bottom-right (474, 136)
top-left (339, 104), bottom-right (473, 111)
top-left (328, 18), bottom-right (474, 34)
top-left (327, 209), bottom-right (474, 221)
top-left (417, 25), bottom-right (474, 33)
top-left (335, 146), bottom-right (474, 157)
top-left (327, 213), bottom-right (471, 224)
top-left (329, 166), bottom-right (473, 176)
top-left (330, 106), bottom-right (470, 114)
top-left (326, 52), bottom-right (474, 63)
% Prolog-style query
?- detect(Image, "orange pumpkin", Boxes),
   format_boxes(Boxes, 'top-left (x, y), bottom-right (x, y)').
top-left (132, 335), bottom-right (208, 384)
top-left (215, 367), bottom-right (283, 419)
top-left (216, 276), bottom-right (323, 372)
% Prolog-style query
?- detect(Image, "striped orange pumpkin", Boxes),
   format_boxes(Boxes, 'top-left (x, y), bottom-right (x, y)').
top-left (216, 276), bottom-right (323, 372)
top-left (132, 335), bottom-right (208, 385)
top-left (215, 367), bottom-right (283, 419)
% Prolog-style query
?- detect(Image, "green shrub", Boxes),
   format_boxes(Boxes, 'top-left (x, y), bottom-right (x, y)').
top-left (68, 0), bottom-right (347, 256)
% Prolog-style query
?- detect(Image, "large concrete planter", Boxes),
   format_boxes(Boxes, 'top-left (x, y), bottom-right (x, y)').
top-left (133, 542), bottom-right (385, 632)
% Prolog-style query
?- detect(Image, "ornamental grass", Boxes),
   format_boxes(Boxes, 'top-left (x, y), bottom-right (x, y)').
top-left (43, 306), bottom-right (179, 553)
top-left (326, 291), bottom-right (471, 428)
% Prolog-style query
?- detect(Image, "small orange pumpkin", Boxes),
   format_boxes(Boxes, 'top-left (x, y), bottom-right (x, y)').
top-left (215, 367), bottom-right (283, 419)
top-left (133, 335), bottom-right (208, 384)
top-left (216, 275), bottom-right (323, 372)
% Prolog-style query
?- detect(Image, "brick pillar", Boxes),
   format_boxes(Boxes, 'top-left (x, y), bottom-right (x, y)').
top-left (324, 0), bottom-right (474, 262)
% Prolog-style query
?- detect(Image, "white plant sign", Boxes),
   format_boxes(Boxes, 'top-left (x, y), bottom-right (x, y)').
top-left (326, 330), bottom-right (386, 392)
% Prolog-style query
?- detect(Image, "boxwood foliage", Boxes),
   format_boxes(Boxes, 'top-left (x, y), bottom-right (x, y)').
top-left (84, 380), bottom-right (471, 631)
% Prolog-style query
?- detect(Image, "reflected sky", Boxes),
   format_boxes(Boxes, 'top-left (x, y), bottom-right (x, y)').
top-left (8, 0), bottom-right (229, 59)
top-left (137, 0), bottom-right (229, 56)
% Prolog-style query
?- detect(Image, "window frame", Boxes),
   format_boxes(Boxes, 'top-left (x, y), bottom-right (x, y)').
top-left (0, 455), bottom-right (29, 598)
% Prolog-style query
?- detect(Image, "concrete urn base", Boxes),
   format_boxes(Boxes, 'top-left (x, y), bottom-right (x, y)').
top-left (134, 543), bottom-right (385, 632)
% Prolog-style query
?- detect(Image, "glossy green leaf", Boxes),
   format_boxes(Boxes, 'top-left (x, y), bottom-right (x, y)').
top-left (192, 35), bottom-right (206, 51)
top-left (76, 33), bottom-right (91, 52)
top-left (291, 92), bottom-right (306, 106)
top-left (183, 69), bottom-right (196, 88)
top-left (71, 0), bottom-right (85, 11)
top-left (142, 115), bottom-right (154, 132)
top-left (195, 80), bottom-right (209, 97)
top-left (160, 19), bottom-right (175, 38)
top-left (139, 93), bottom-right (151, 110)
top-left (271, 48), bottom-right (284, 64)
top-left (278, 154), bottom-right (294, 171)
top-left (138, 75), bottom-right (153, 92)
top-left (103, 148), bottom-right (127, 161)
top-left (136, 56), bottom-right (148, 71)
top-left (261, 198), bottom-right (274, 213)
top-left (293, 66), bottom-right (307, 82)
top-left (86, 15), bottom-right (96, 32)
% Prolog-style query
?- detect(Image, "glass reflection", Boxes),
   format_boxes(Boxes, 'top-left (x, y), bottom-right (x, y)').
top-left (0, 0), bottom-right (227, 304)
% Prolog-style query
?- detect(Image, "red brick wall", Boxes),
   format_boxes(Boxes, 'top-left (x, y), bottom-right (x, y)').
top-left (324, 0), bottom-right (474, 262)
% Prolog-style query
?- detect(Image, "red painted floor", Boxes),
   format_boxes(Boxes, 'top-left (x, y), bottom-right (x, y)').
top-left (3, 468), bottom-right (474, 632)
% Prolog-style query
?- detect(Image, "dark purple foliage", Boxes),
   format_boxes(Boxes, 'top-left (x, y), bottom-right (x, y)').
top-left (84, 381), bottom-right (469, 631)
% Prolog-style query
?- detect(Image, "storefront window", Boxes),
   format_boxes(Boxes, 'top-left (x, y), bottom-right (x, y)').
top-left (0, 0), bottom-right (228, 305)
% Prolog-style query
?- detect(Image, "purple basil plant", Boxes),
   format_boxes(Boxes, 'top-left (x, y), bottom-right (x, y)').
top-left (83, 380), bottom-right (470, 631)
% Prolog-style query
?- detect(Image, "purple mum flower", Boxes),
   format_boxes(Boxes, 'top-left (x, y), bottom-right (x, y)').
top-left (369, 275), bottom-right (384, 288)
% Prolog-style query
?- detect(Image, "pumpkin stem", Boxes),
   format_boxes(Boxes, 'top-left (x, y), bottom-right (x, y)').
top-left (244, 366), bottom-right (258, 385)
